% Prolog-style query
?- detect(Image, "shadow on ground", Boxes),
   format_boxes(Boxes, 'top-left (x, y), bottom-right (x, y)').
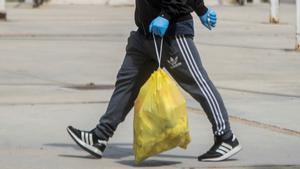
top-left (45, 142), bottom-right (199, 167)
top-left (116, 159), bottom-right (181, 167)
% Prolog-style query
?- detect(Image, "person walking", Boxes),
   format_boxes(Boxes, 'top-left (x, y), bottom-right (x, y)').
top-left (67, 0), bottom-right (242, 162)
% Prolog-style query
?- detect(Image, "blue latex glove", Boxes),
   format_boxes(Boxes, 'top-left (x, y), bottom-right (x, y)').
top-left (149, 16), bottom-right (169, 37)
top-left (200, 8), bottom-right (217, 30)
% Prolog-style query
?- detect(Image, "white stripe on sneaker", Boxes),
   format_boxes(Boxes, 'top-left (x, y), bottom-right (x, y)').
top-left (98, 140), bottom-right (108, 145)
top-left (221, 143), bottom-right (233, 150)
top-left (219, 146), bottom-right (230, 152)
top-left (216, 149), bottom-right (226, 155)
top-left (85, 133), bottom-right (89, 144)
top-left (81, 132), bottom-right (85, 142)
top-left (89, 133), bottom-right (93, 145)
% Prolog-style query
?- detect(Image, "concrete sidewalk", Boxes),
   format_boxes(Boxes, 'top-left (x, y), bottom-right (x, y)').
top-left (0, 3), bottom-right (300, 169)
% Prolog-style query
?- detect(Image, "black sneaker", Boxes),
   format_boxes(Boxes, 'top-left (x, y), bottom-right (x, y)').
top-left (67, 126), bottom-right (107, 158)
top-left (198, 135), bottom-right (242, 162)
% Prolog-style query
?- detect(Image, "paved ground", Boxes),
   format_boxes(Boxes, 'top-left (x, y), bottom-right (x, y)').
top-left (0, 2), bottom-right (300, 169)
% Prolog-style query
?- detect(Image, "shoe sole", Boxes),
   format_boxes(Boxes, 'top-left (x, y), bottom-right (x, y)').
top-left (201, 145), bottom-right (242, 162)
top-left (67, 127), bottom-right (103, 158)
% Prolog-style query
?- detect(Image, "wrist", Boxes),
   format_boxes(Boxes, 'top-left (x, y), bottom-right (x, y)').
top-left (196, 5), bottom-right (208, 17)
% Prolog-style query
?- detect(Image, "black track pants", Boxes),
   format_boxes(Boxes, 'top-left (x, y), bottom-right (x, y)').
top-left (95, 31), bottom-right (232, 140)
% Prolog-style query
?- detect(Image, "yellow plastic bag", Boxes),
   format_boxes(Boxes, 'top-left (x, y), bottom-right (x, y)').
top-left (133, 68), bottom-right (191, 163)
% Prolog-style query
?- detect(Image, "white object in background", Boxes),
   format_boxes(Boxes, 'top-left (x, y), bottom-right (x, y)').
top-left (237, 0), bottom-right (247, 6)
top-left (297, 0), bottom-right (300, 50)
top-left (107, 0), bottom-right (220, 6)
top-left (50, 0), bottom-right (107, 5)
top-left (0, 0), bottom-right (6, 20)
top-left (252, 0), bottom-right (261, 4)
top-left (270, 0), bottom-right (279, 24)
top-left (25, 0), bottom-right (33, 4)
top-left (204, 0), bottom-right (221, 5)
top-left (50, 0), bottom-right (223, 6)
top-left (108, 0), bottom-right (134, 6)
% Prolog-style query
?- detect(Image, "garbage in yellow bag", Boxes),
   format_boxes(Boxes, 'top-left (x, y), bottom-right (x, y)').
top-left (133, 35), bottom-right (191, 163)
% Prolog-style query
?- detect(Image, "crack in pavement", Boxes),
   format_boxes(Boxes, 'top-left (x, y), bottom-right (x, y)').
top-left (0, 101), bottom-right (109, 106)
top-left (217, 86), bottom-right (300, 98)
top-left (0, 33), bottom-right (126, 38)
top-left (1, 82), bottom-right (299, 99)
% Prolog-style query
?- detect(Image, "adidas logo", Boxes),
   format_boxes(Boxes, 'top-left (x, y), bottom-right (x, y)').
top-left (167, 56), bottom-right (182, 69)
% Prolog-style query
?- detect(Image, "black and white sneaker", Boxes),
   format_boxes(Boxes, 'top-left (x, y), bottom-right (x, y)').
top-left (198, 135), bottom-right (242, 162)
top-left (67, 126), bottom-right (107, 158)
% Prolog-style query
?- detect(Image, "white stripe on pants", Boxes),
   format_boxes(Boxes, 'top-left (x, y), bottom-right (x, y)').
top-left (175, 35), bottom-right (226, 135)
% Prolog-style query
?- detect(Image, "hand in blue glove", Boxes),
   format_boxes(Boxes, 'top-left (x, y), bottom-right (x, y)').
top-left (200, 8), bottom-right (217, 30)
top-left (149, 16), bottom-right (169, 37)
